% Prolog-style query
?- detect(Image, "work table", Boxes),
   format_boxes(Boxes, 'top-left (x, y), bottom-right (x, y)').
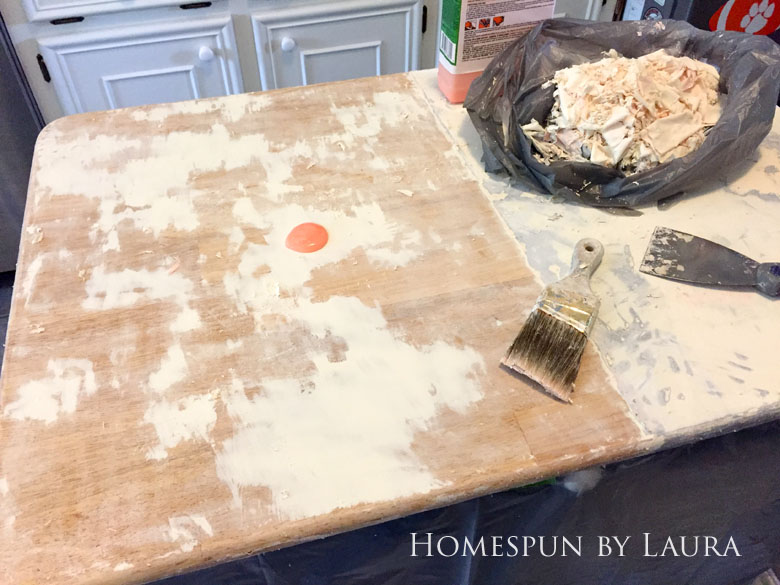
top-left (0, 68), bottom-right (778, 585)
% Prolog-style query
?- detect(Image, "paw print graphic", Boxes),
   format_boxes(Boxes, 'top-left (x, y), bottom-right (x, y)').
top-left (740, 0), bottom-right (775, 33)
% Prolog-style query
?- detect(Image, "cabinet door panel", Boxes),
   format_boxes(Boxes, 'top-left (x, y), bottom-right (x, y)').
top-left (552, 0), bottom-right (602, 19)
top-left (39, 17), bottom-right (243, 115)
top-left (301, 41), bottom-right (381, 85)
top-left (252, 0), bottom-right (421, 90)
top-left (22, 0), bottom-right (178, 24)
top-left (102, 67), bottom-right (201, 110)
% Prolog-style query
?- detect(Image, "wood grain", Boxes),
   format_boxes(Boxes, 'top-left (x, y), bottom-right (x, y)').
top-left (0, 74), bottom-right (644, 585)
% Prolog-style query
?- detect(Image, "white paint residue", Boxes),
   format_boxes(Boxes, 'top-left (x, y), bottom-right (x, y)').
top-left (103, 229), bottom-right (120, 252)
top-left (259, 139), bottom-right (311, 202)
top-left (35, 117), bottom-right (318, 255)
top-left (230, 199), bottom-right (423, 297)
top-left (26, 225), bottom-right (43, 243)
top-left (228, 226), bottom-right (245, 253)
top-left (3, 359), bottom-right (96, 424)
top-left (373, 91), bottom-right (427, 127)
top-left (364, 229), bottom-right (422, 266)
top-left (85, 161), bottom-right (200, 239)
top-left (164, 515), bottom-right (213, 553)
top-left (216, 294), bottom-right (484, 518)
top-left (113, 562), bottom-right (133, 572)
top-left (329, 103), bottom-right (383, 145)
top-left (232, 196), bottom-right (265, 227)
top-left (327, 90), bottom-right (428, 152)
top-left (225, 339), bottom-right (243, 351)
top-left (369, 157), bottom-right (391, 171)
top-left (0, 478), bottom-right (8, 496)
top-left (223, 253), bottom-right (281, 314)
top-left (84, 266), bottom-right (188, 309)
top-left (189, 514), bottom-right (213, 536)
top-left (143, 394), bottom-right (216, 460)
top-left (170, 305), bottom-right (202, 333)
top-left (131, 93), bottom-right (272, 124)
top-left (83, 265), bottom-right (201, 336)
top-left (148, 344), bottom-right (188, 394)
top-left (21, 255), bottom-right (44, 299)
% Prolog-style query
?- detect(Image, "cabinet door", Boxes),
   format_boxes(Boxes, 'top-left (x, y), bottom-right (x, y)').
top-left (552, 0), bottom-right (603, 19)
top-left (22, 0), bottom-right (177, 24)
top-left (252, 0), bottom-right (421, 90)
top-left (39, 17), bottom-right (243, 115)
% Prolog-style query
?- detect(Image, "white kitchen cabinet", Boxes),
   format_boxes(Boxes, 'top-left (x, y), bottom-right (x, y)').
top-left (38, 16), bottom-right (243, 115)
top-left (252, 0), bottom-right (422, 90)
top-left (2, 0), bottom-right (432, 122)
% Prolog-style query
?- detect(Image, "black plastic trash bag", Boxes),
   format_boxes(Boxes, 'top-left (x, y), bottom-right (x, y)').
top-left (464, 18), bottom-right (780, 208)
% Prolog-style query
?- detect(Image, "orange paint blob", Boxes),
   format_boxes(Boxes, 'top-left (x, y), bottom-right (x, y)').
top-left (285, 222), bottom-right (329, 253)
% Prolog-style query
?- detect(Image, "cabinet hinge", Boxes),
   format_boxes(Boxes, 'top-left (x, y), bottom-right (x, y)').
top-left (422, 4), bottom-right (428, 33)
top-left (50, 16), bottom-right (84, 24)
top-left (36, 54), bottom-right (51, 83)
top-left (179, 1), bottom-right (211, 9)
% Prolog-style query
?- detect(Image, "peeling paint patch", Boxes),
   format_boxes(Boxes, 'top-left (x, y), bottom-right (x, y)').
top-left (3, 359), bottom-right (96, 424)
top-left (113, 562), bottom-right (133, 572)
top-left (164, 515), bottom-right (213, 553)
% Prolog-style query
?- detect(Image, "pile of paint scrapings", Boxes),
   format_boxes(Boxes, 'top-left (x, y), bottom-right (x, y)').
top-left (521, 49), bottom-right (722, 174)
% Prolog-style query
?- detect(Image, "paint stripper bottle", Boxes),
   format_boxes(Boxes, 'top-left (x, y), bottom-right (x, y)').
top-left (437, 0), bottom-right (556, 103)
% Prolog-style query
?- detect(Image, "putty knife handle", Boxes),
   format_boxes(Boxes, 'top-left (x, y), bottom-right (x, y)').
top-left (756, 263), bottom-right (780, 297)
top-left (570, 238), bottom-right (604, 279)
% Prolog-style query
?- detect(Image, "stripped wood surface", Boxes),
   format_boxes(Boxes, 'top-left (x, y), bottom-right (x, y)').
top-left (0, 74), bottom-right (644, 585)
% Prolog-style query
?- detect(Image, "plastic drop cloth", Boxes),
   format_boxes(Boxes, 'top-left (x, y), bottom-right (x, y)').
top-left (463, 18), bottom-right (780, 208)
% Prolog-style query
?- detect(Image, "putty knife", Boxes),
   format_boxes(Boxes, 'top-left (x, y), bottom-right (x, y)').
top-left (639, 226), bottom-right (780, 297)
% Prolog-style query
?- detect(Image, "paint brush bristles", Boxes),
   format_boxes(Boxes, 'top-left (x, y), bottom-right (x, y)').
top-left (502, 303), bottom-right (589, 402)
top-left (501, 239), bottom-right (604, 403)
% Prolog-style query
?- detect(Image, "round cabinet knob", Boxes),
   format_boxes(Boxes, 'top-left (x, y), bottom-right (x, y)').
top-left (280, 37), bottom-right (296, 52)
top-left (198, 46), bottom-right (215, 62)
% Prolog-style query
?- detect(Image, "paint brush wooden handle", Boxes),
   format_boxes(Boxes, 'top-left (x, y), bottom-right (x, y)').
top-left (550, 239), bottom-right (604, 303)
top-left (569, 238), bottom-right (604, 278)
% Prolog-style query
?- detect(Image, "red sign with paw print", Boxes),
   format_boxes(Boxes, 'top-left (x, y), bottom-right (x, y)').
top-left (709, 0), bottom-right (780, 35)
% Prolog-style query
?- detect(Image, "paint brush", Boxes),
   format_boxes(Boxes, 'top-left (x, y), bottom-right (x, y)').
top-left (501, 239), bottom-right (604, 403)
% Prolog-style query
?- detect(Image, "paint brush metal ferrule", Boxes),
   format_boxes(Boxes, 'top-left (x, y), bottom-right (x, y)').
top-left (535, 292), bottom-right (597, 335)
top-left (538, 237), bottom-right (604, 332)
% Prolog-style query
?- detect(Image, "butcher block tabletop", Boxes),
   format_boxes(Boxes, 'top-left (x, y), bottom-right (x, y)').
top-left (1, 70), bottom-right (779, 585)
